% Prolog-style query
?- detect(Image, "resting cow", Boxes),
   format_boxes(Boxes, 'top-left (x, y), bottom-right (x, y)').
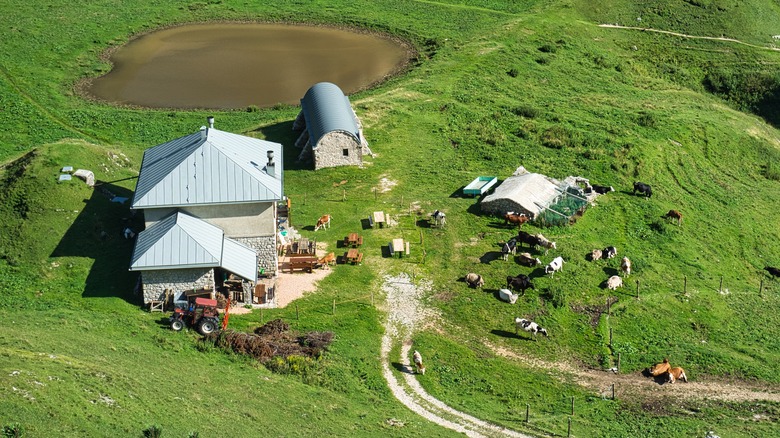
top-left (606, 275), bottom-right (623, 290)
top-left (498, 288), bottom-right (519, 304)
top-left (666, 367), bottom-right (687, 383)
top-left (465, 273), bottom-right (485, 288)
top-left (603, 246), bottom-right (618, 259)
top-left (649, 358), bottom-right (671, 377)
top-left (517, 252), bottom-right (542, 267)
top-left (590, 249), bottom-right (603, 261)
top-left (506, 274), bottom-right (534, 296)
top-left (633, 181), bottom-right (652, 198)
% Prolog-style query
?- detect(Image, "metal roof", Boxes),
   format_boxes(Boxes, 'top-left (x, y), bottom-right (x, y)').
top-left (132, 128), bottom-right (283, 209)
top-left (300, 82), bottom-right (360, 148)
top-left (130, 211), bottom-right (258, 280)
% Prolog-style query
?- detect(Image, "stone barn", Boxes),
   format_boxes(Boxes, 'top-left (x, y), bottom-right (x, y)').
top-left (293, 82), bottom-right (372, 169)
top-left (129, 118), bottom-right (284, 305)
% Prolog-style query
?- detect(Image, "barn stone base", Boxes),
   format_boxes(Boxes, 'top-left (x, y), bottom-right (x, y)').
top-left (141, 268), bottom-right (214, 304)
top-left (235, 235), bottom-right (277, 277)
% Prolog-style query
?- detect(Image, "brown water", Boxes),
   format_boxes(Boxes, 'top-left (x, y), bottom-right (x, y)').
top-left (87, 23), bottom-right (411, 109)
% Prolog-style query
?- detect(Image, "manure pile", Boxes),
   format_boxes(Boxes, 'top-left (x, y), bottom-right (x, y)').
top-left (210, 319), bottom-right (333, 362)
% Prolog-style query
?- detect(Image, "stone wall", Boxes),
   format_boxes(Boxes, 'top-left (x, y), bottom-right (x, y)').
top-left (141, 268), bottom-right (214, 304)
top-left (235, 235), bottom-right (277, 277)
top-left (313, 132), bottom-right (362, 170)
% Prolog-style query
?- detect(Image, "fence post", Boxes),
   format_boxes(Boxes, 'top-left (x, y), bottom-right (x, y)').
top-left (611, 383), bottom-right (615, 400)
top-left (719, 276), bottom-right (723, 293)
top-left (609, 327), bottom-right (613, 347)
top-left (571, 396), bottom-right (575, 415)
top-left (760, 279), bottom-right (763, 296)
top-left (525, 404), bottom-right (529, 423)
top-left (636, 280), bottom-right (640, 299)
top-left (567, 417), bottom-right (572, 437)
top-left (684, 276), bottom-right (687, 294)
top-left (617, 353), bottom-right (621, 372)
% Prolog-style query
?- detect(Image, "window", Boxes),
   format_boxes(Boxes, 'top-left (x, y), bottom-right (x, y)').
top-left (342, 148), bottom-right (349, 157)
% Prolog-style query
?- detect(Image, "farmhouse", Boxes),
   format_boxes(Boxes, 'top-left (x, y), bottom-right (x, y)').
top-left (480, 166), bottom-right (588, 225)
top-left (293, 82), bottom-right (372, 169)
top-left (129, 118), bottom-right (284, 305)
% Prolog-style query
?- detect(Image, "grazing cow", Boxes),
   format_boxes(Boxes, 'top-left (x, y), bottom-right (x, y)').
top-left (501, 238), bottom-right (518, 261)
top-left (590, 249), bottom-right (603, 261)
top-left (545, 256), bottom-right (565, 277)
top-left (465, 273), bottom-right (485, 288)
top-left (431, 210), bottom-right (447, 228)
top-left (666, 367), bottom-right (688, 384)
top-left (514, 317), bottom-right (548, 340)
top-left (504, 212), bottom-right (529, 227)
top-left (317, 252), bottom-right (336, 269)
top-left (633, 181), bottom-right (653, 198)
top-left (517, 252), bottom-right (542, 267)
top-left (620, 257), bottom-right (632, 277)
top-left (506, 274), bottom-right (534, 296)
top-left (314, 214), bottom-right (332, 231)
top-left (663, 209), bottom-right (683, 226)
top-left (603, 246), bottom-right (618, 259)
top-left (498, 288), bottom-right (519, 304)
top-left (589, 184), bottom-right (614, 195)
top-left (535, 234), bottom-right (557, 255)
top-left (606, 275), bottom-right (623, 290)
top-left (649, 358), bottom-right (671, 377)
top-left (413, 350), bottom-right (426, 375)
top-left (517, 230), bottom-right (540, 249)
top-left (764, 266), bottom-right (780, 278)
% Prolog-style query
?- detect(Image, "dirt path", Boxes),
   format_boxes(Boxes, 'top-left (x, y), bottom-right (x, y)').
top-left (598, 24), bottom-right (780, 52)
top-left (380, 274), bottom-right (532, 438)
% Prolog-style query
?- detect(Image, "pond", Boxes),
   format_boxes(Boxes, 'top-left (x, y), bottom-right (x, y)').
top-left (86, 23), bottom-right (413, 109)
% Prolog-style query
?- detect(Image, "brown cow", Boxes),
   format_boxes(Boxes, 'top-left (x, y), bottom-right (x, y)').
top-left (317, 252), bottom-right (336, 269)
top-left (663, 210), bottom-right (683, 226)
top-left (314, 214), bottom-right (332, 231)
top-left (666, 367), bottom-right (688, 383)
top-left (504, 212), bottom-right (529, 227)
top-left (649, 358), bottom-right (671, 377)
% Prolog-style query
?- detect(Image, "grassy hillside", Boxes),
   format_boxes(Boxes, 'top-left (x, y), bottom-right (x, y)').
top-left (2, 0), bottom-right (780, 436)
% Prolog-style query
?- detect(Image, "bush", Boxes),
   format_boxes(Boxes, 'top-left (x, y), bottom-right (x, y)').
top-left (507, 68), bottom-right (519, 78)
top-left (636, 111), bottom-right (657, 128)
top-left (764, 159), bottom-right (780, 181)
top-left (3, 423), bottom-right (24, 438)
top-left (538, 43), bottom-right (556, 53)
top-left (511, 105), bottom-right (538, 118)
top-left (540, 125), bottom-right (571, 149)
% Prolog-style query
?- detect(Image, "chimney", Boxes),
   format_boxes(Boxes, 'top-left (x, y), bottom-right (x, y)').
top-left (199, 125), bottom-right (207, 140)
top-left (266, 150), bottom-right (275, 177)
top-left (207, 116), bottom-right (215, 129)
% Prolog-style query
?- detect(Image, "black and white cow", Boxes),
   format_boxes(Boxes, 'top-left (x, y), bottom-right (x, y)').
top-left (431, 210), bottom-right (447, 228)
top-left (501, 238), bottom-right (518, 261)
top-left (506, 274), bottom-right (534, 296)
top-left (589, 184), bottom-right (614, 195)
top-left (603, 246), bottom-right (618, 259)
top-left (514, 317), bottom-right (549, 340)
top-left (545, 256), bottom-right (565, 277)
top-left (633, 181), bottom-right (653, 198)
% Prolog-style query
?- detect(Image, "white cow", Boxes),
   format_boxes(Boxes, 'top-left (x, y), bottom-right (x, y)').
top-left (607, 275), bottom-right (623, 290)
top-left (545, 256), bottom-right (565, 277)
top-left (621, 257), bottom-right (632, 277)
top-left (498, 288), bottom-right (518, 304)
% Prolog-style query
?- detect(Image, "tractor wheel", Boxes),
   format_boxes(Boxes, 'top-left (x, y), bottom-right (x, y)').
top-left (170, 318), bottom-right (185, 331)
top-left (197, 318), bottom-right (218, 335)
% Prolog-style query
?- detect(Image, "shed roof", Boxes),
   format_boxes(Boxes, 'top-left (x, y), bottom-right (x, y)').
top-left (481, 171), bottom-right (563, 217)
top-left (130, 211), bottom-right (257, 280)
top-left (132, 127), bottom-right (283, 209)
top-left (300, 82), bottom-right (360, 148)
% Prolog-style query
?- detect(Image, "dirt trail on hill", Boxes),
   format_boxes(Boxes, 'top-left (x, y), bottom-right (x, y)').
top-left (598, 24), bottom-right (780, 52)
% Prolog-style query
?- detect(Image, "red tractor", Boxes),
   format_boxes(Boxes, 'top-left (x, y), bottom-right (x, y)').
top-left (169, 297), bottom-right (222, 335)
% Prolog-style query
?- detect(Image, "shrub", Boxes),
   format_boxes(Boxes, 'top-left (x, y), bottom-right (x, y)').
top-left (636, 111), bottom-right (657, 128)
top-left (142, 425), bottom-right (163, 438)
top-left (535, 57), bottom-right (549, 65)
top-left (540, 125), bottom-right (571, 149)
top-left (507, 68), bottom-right (519, 78)
top-left (3, 423), bottom-right (24, 438)
top-left (764, 159), bottom-right (780, 181)
top-left (246, 105), bottom-right (259, 113)
top-left (511, 105), bottom-right (539, 118)
top-left (538, 43), bottom-right (556, 53)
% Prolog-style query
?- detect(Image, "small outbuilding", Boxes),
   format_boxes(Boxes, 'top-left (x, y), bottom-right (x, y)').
top-left (480, 166), bottom-right (588, 226)
top-left (293, 82), bottom-right (372, 169)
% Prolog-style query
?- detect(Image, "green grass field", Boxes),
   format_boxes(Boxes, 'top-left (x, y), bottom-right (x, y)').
top-left (2, 0), bottom-right (780, 436)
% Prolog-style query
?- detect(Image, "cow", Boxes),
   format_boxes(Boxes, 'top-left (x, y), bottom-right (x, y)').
top-left (431, 210), bottom-right (447, 228)
top-left (504, 212), bottom-right (529, 227)
top-left (606, 275), bottom-right (623, 290)
top-left (413, 350), bottom-right (426, 375)
top-left (663, 209), bottom-right (683, 226)
top-left (590, 249), bottom-right (603, 261)
top-left (517, 230), bottom-right (540, 249)
top-left (314, 214), bottom-right (332, 231)
top-left (620, 257), bottom-right (632, 277)
top-left (317, 252), bottom-right (336, 269)
top-left (535, 233), bottom-right (557, 255)
top-left (764, 266), bottom-right (780, 278)
top-left (666, 367), bottom-right (688, 384)
top-left (649, 358), bottom-right (671, 377)
top-left (517, 252), bottom-right (542, 267)
top-left (514, 317), bottom-right (548, 340)
top-left (633, 181), bottom-right (652, 198)
top-left (506, 274), bottom-right (534, 296)
top-left (465, 273), bottom-right (485, 288)
top-left (545, 256), bottom-right (565, 277)
top-left (589, 184), bottom-right (614, 195)
top-left (501, 238), bottom-right (518, 261)
top-left (498, 288), bottom-right (519, 304)
top-left (603, 246), bottom-right (617, 259)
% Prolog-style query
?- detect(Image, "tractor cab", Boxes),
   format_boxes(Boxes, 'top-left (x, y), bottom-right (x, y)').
top-left (170, 297), bottom-right (221, 335)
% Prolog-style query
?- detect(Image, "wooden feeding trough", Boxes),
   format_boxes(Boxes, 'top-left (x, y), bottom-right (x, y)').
top-left (463, 176), bottom-right (498, 197)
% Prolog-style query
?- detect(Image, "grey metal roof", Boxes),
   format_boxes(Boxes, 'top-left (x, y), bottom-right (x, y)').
top-left (130, 211), bottom-right (258, 280)
top-left (132, 128), bottom-right (283, 209)
top-left (300, 82), bottom-right (360, 148)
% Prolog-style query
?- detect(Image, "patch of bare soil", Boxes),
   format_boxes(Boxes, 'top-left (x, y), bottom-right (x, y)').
top-left (490, 344), bottom-right (780, 403)
top-left (376, 176), bottom-right (398, 193)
